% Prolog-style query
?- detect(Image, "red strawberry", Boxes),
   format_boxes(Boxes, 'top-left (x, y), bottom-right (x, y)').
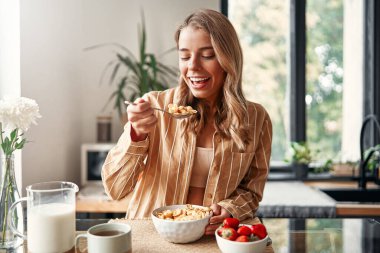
top-left (237, 225), bottom-right (252, 236)
top-left (250, 224), bottom-right (267, 239)
top-left (235, 235), bottom-right (250, 242)
top-left (219, 227), bottom-right (238, 241)
top-left (222, 217), bottom-right (240, 229)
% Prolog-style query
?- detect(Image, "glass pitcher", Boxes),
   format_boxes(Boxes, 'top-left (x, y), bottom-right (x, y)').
top-left (9, 181), bottom-right (79, 253)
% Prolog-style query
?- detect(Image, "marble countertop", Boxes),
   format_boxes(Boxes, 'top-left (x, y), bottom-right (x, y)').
top-left (257, 182), bottom-right (336, 218)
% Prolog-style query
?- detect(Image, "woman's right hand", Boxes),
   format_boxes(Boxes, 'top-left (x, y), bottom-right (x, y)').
top-left (127, 98), bottom-right (158, 142)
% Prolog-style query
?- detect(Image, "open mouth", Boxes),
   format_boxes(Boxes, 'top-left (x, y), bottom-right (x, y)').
top-left (188, 77), bottom-right (211, 88)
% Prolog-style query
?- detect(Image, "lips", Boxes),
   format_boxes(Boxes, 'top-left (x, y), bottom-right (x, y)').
top-left (188, 76), bottom-right (210, 89)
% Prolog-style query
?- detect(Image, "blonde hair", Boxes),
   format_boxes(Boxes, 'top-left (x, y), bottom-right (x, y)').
top-left (175, 9), bottom-right (250, 151)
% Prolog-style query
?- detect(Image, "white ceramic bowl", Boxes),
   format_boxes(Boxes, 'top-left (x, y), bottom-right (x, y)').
top-left (215, 226), bottom-right (269, 253)
top-left (151, 204), bottom-right (212, 243)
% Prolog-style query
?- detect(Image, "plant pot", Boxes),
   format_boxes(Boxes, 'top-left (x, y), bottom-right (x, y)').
top-left (293, 163), bottom-right (309, 180)
top-left (331, 163), bottom-right (358, 177)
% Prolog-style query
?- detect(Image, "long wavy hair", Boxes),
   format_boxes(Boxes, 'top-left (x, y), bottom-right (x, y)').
top-left (174, 9), bottom-right (250, 151)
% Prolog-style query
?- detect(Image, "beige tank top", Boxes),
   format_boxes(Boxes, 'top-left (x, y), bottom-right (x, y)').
top-left (189, 147), bottom-right (213, 188)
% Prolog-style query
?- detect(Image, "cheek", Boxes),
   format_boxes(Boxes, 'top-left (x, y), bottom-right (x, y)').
top-left (179, 63), bottom-right (187, 75)
top-left (210, 66), bottom-right (225, 80)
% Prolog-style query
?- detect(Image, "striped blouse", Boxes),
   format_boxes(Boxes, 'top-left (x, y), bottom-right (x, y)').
top-left (101, 87), bottom-right (272, 220)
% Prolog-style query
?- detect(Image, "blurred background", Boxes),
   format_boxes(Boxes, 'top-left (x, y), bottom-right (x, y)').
top-left (0, 0), bottom-right (379, 198)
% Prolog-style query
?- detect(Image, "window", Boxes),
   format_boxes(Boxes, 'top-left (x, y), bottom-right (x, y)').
top-left (306, 0), bottom-right (363, 162)
top-left (225, 0), bottom-right (370, 166)
top-left (228, 0), bottom-right (290, 162)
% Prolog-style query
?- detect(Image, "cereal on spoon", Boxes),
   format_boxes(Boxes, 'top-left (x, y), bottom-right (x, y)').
top-left (168, 104), bottom-right (197, 117)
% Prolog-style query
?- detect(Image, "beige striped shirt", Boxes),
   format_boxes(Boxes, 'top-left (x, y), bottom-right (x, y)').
top-left (102, 87), bottom-right (272, 220)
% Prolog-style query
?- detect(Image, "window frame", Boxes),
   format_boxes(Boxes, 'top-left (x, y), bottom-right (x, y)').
top-left (222, 0), bottom-right (380, 171)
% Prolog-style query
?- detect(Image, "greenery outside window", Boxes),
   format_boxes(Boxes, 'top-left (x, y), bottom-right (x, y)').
top-left (225, 0), bottom-right (367, 167)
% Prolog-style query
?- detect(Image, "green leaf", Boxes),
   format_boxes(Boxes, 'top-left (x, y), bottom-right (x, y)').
top-left (117, 54), bottom-right (139, 76)
top-left (15, 138), bottom-right (27, 149)
top-left (1, 142), bottom-right (7, 154)
top-left (10, 129), bottom-right (18, 141)
top-left (109, 62), bottom-right (121, 85)
top-left (90, 11), bottom-right (178, 119)
top-left (139, 12), bottom-right (147, 64)
top-left (2, 137), bottom-right (12, 155)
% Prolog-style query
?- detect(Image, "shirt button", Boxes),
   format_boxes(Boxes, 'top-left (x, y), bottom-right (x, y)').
top-left (207, 193), bottom-right (213, 199)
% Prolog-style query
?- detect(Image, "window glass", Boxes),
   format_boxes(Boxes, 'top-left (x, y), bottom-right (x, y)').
top-left (306, 0), bottom-right (363, 162)
top-left (229, 0), bottom-right (290, 162)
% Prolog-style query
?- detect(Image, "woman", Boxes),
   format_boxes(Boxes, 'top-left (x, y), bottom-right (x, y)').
top-left (102, 9), bottom-right (272, 235)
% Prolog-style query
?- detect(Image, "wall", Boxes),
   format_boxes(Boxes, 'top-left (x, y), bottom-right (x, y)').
top-left (0, 0), bottom-right (22, 188)
top-left (20, 0), bottom-right (83, 190)
top-left (19, 0), bottom-right (219, 192)
top-left (81, 0), bottom-right (220, 143)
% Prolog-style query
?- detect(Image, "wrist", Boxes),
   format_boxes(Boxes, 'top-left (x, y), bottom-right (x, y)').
top-left (130, 126), bottom-right (147, 142)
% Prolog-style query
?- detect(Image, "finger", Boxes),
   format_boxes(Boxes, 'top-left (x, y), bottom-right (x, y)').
top-left (134, 98), bottom-right (145, 104)
top-left (127, 98), bottom-right (152, 113)
top-left (210, 204), bottom-right (221, 216)
top-left (131, 117), bottom-right (158, 134)
top-left (209, 215), bottom-right (225, 224)
top-left (131, 115), bottom-right (158, 128)
top-left (204, 224), bottom-right (220, 235)
top-left (209, 208), bottom-right (231, 224)
top-left (132, 117), bottom-right (158, 130)
top-left (128, 108), bottom-right (155, 122)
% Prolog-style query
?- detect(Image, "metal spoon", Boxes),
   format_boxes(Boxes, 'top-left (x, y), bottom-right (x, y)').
top-left (124, 101), bottom-right (196, 119)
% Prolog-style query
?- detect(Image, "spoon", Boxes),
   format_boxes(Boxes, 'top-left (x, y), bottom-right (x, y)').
top-left (124, 101), bottom-right (196, 119)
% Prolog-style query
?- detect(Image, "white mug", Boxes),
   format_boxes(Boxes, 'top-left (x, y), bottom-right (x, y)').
top-left (76, 223), bottom-right (132, 253)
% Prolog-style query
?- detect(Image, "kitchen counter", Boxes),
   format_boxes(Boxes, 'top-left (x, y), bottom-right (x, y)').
top-left (76, 181), bottom-right (380, 218)
top-left (258, 182), bottom-right (336, 218)
top-left (3, 217), bottom-right (379, 253)
top-left (258, 181), bottom-right (380, 218)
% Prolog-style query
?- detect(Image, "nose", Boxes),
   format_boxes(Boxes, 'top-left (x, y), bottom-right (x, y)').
top-left (188, 56), bottom-right (200, 70)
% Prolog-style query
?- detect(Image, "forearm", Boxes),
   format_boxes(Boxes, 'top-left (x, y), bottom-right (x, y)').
top-left (102, 123), bottom-right (149, 200)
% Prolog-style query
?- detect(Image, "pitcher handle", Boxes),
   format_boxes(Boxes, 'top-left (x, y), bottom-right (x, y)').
top-left (75, 233), bottom-right (88, 253)
top-left (8, 197), bottom-right (28, 240)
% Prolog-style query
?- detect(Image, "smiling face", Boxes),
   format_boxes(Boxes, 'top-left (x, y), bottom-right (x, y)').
top-left (178, 27), bottom-right (226, 106)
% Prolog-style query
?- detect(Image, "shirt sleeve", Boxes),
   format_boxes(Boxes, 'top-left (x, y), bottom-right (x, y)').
top-left (101, 123), bottom-right (149, 200)
top-left (218, 111), bottom-right (272, 220)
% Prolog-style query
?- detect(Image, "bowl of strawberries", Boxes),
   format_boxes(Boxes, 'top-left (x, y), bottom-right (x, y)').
top-left (215, 218), bottom-right (269, 253)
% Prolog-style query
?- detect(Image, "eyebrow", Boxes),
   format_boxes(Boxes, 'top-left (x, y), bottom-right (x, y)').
top-left (179, 46), bottom-right (214, 52)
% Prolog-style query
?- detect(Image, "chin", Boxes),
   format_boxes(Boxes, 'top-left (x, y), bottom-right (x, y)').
top-left (189, 90), bottom-right (208, 99)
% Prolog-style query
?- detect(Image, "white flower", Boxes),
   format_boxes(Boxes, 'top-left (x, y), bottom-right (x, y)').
top-left (0, 97), bottom-right (41, 132)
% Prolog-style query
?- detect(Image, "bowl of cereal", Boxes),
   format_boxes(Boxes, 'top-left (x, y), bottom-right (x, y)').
top-left (151, 204), bottom-right (212, 243)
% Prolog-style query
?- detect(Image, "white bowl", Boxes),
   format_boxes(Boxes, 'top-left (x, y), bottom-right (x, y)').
top-left (215, 226), bottom-right (269, 253)
top-left (151, 204), bottom-right (212, 243)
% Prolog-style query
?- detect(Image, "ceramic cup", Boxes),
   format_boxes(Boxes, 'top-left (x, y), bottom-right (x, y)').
top-left (75, 223), bottom-right (132, 253)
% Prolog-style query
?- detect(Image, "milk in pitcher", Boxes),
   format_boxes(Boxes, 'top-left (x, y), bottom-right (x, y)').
top-left (28, 203), bottom-right (75, 253)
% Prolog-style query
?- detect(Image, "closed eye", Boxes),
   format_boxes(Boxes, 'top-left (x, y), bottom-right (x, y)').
top-left (202, 55), bottom-right (215, 59)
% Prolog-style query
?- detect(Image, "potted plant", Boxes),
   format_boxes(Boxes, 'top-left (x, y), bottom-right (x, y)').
top-left (363, 144), bottom-right (380, 185)
top-left (285, 142), bottom-right (313, 180)
top-left (87, 15), bottom-right (178, 123)
top-left (314, 159), bottom-right (333, 174)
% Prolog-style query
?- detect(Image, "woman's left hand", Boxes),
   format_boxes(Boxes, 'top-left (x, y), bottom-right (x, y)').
top-left (204, 204), bottom-right (232, 235)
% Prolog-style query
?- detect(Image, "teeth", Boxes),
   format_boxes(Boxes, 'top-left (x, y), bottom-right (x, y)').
top-left (189, 77), bottom-right (208, 82)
